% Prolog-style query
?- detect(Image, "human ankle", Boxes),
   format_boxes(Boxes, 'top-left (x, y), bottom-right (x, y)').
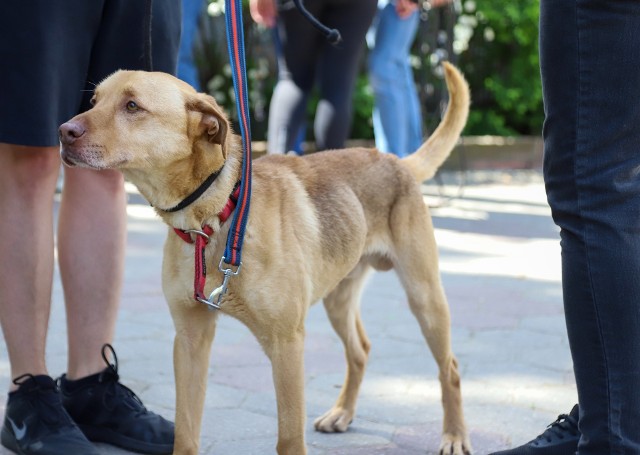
top-left (9, 369), bottom-right (49, 392)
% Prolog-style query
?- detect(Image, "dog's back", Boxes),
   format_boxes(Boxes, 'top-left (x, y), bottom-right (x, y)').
top-left (250, 61), bottom-right (469, 274)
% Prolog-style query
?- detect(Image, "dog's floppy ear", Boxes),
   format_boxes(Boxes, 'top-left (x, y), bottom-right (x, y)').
top-left (186, 93), bottom-right (230, 157)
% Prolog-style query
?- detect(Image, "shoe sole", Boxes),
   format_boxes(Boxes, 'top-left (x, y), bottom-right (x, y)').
top-left (2, 425), bottom-right (101, 455)
top-left (1, 427), bottom-right (26, 455)
top-left (79, 425), bottom-right (173, 455)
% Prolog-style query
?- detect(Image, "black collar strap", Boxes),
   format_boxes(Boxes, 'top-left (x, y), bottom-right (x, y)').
top-left (159, 166), bottom-right (223, 213)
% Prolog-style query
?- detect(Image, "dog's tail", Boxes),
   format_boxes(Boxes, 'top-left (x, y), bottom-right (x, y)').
top-left (401, 62), bottom-right (470, 182)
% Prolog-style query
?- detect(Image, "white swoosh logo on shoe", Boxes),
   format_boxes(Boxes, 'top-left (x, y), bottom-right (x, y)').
top-left (7, 417), bottom-right (27, 441)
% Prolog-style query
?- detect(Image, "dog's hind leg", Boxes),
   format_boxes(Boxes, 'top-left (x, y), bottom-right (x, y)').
top-left (171, 303), bottom-right (218, 455)
top-left (314, 261), bottom-right (372, 433)
top-left (392, 207), bottom-right (472, 455)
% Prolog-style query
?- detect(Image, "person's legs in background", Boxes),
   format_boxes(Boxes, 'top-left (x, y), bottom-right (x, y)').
top-left (270, 24), bottom-right (307, 154)
top-left (400, 21), bottom-right (422, 155)
top-left (268, 0), bottom-right (377, 153)
top-left (368, 0), bottom-right (422, 157)
top-left (177, 0), bottom-right (205, 91)
top-left (314, 0), bottom-right (377, 151)
top-left (267, 1), bottom-right (322, 154)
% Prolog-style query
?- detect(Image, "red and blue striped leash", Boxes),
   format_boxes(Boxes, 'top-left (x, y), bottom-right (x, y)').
top-left (200, 0), bottom-right (341, 310)
top-left (223, 0), bottom-right (252, 267)
top-left (186, 0), bottom-right (346, 310)
top-left (199, 0), bottom-right (252, 310)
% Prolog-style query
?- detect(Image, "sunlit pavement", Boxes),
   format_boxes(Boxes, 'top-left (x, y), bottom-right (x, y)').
top-left (0, 170), bottom-right (577, 454)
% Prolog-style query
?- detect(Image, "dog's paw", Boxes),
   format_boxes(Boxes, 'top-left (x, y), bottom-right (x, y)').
top-left (313, 407), bottom-right (354, 433)
top-left (439, 433), bottom-right (472, 455)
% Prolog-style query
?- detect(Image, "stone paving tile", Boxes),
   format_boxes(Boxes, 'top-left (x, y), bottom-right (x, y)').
top-left (0, 171), bottom-right (578, 454)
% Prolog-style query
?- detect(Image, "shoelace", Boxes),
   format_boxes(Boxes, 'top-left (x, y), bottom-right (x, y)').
top-left (98, 344), bottom-right (147, 414)
top-left (536, 412), bottom-right (579, 443)
top-left (13, 374), bottom-right (74, 428)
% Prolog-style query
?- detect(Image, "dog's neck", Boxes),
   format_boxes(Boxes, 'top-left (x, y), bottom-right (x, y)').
top-left (124, 139), bottom-right (243, 232)
top-left (159, 166), bottom-right (225, 214)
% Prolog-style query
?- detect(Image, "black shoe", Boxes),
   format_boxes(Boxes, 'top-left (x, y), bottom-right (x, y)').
top-left (490, 404), bottom-right (580, 455)
top-left (59, 344), bottom-right (174, 455)
top-left (1, 374), bottom-right (99, 455)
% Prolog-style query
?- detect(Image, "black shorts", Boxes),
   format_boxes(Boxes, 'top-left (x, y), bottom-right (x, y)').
top-left (0, 0), bottom-right (181, 147)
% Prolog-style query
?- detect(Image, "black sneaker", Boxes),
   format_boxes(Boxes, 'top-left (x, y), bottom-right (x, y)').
top-left (490, 404), bottom-right (580, 455)
top-left (1, 374), bottom-right (99, 455)
top-left (59, 344), bottom-right (174, 455)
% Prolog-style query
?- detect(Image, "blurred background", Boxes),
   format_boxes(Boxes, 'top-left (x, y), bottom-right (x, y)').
top-left (192, 0), bottom-right (542, 143)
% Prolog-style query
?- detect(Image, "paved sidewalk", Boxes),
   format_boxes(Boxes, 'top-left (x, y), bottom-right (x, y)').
top-left (0, 170), bottom-right (577, 454)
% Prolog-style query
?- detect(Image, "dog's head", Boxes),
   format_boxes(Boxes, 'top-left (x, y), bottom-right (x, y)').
top-left (59, 70), bottom-right (231, 175)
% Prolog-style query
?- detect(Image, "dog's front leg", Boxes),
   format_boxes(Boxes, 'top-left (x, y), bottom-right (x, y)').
top-left (263, 331), bottom-right (307, 455)
top-left (171, 303), bottom-right (217, 455)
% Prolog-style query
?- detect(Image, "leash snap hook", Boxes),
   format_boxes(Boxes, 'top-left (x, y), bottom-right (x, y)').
top-left (197, 256), bottom-right (241, 311)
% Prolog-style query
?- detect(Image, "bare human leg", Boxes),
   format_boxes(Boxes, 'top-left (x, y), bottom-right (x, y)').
top-left (0, 144), bottom-right (60, 389)
top-left (57, 166), bottom-right (127, 379)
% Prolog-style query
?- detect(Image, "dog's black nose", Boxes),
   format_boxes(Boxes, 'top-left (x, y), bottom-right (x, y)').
top-left (59, 122), bottom-right (85, 145)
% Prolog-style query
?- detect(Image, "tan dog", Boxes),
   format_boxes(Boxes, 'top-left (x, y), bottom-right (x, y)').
top-left (59, 62), bottom-right (471, 455)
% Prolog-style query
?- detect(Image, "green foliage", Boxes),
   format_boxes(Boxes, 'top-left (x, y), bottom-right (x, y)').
top-left (456, 0), bottom-right (543, 135)
top-left (350, 74), bottom-right (375, 140)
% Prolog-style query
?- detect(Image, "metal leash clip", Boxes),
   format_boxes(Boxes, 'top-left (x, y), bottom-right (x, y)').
top-left (197, 256), bottom-right (241, 311)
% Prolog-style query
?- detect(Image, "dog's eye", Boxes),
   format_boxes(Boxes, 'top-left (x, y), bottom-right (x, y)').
top-left (126, 101), bottom-right (139, 112)
top-left (89, 97), bottom-right (96, 106)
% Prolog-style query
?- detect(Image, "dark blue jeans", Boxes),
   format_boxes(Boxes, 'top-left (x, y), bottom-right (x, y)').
top-left (540, 1), bottom-right (640, 453)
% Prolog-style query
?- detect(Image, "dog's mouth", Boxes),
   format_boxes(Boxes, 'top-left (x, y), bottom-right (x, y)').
top-left (60, 146), bottom-right (107, 170)
top-left (60, 148), bottom-right (78, 167)
top-left (60, 146), bottom-right (130, 171)
top-left (60, 146), bottom-right (84, 168)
